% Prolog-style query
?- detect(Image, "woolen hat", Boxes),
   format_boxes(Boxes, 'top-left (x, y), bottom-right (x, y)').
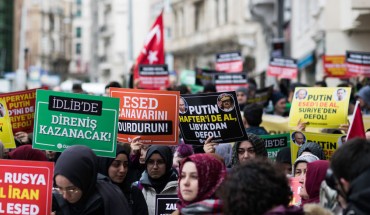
top-left (356, 85), bottom-right (370, 106)
top-left (297, 142), bottom-right (325, 160)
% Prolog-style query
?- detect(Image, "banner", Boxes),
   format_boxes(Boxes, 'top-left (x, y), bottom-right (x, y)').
top-left (138, 65), bottom-right (169, 90)
top-left (0, 99), bottom-right (16, 148)
top-left (290, 131), bottom-right (343, 164)
top-left (33, 90), bottom-right (119, 158)
top-left (195, 67), bottom-right (218, 86)
top-left (322, 55), bottom-right (349, 78)
top-left (110, 88), bottom-right (179, 145)
top-left (0, 89), bottom-right (37, 133)
top-left (0, 159), bottom-right (54, 215)
top-left (215, 51), bottom-right (243, 73)
top-left (247, 86), bottom-right (273, 106)
top-left (155, 194), bottom-right (179, 215)
top-left (346, 51), bottom-right (370, 76)
top-left (214, 73), bottom-right (248, 92)
top-left (134, 12), bottom-right (164, 83)
top-left (262, 114), bottom-right (321, 135)
top-left (289, 87), bottom-right (351, 128)
top-left (179, 92), bottom-right (247, 145)
top-left (267, 57), bottom-right (298, 79)
top-left (260, 133), bottom-right (290, 161)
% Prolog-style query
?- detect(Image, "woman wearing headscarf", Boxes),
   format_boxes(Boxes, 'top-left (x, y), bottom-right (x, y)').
top-left (172, 153), bottom-right (226, 215)
top-left (300, 160), bottom-right (330, 206)
top-left (231, 133), bottom-right (268, 166)
top-left (98, 144), bottom-right (148, 215)
top-left (8, 145), bottom-right (48, 161)
top-left (133, 145), bottom-right (178, 215)
top-left (52, 145), bottom-right (131, 215)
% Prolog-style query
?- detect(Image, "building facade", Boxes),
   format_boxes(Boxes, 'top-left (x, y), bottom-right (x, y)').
top-left (167, 0), bottom-right (271, 86)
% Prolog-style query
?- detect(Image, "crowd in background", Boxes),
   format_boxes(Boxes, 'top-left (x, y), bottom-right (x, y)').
top-left (1, 77), bottom-right (370, 215)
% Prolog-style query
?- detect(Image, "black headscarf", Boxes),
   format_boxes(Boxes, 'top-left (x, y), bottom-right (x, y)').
top-left (54, 145), bottom-right (98, 204)
top-left (145, 145), bottom-right (176, 193)
top-left (97, 144), bottom-right (134, 191)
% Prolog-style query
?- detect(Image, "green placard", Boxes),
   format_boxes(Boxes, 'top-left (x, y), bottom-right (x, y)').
top-left (260, 133), bottom-right (290, 161)
top-left (33, 90), bottom-right (119, 157)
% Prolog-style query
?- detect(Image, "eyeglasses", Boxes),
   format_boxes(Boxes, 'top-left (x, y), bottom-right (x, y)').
top-left (147, 159), bottom-right (165, 166)
top-left (237, 147), bottom-right (255, 155)
top-left (53, 187), bottom-right (81, 195)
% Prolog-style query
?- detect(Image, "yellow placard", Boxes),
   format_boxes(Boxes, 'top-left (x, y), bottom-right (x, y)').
top-left (290, 131), bottom-right (343, 164)
top-left (262, 114), bottom-right (321, 134)
top-left (289, 87), bottom-right (351, 128)
top-left (0, 99), bottom-right (16, 148)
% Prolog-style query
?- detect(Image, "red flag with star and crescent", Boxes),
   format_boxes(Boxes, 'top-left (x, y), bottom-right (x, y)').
top-left (133, 12), bottom-right (164, 84)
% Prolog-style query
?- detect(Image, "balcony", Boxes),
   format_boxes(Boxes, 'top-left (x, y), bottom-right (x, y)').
top-left (352, 0), bottom-right (370, 9)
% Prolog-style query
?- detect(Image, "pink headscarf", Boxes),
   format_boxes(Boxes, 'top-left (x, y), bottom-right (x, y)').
top-left (177, 153), bottom-right (227, 210)
top-left (302, 160), bottom-right (329, 205)
top-left (9, 145), bottom-right (48, 161)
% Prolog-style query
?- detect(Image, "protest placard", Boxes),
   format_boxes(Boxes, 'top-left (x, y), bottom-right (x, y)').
top-left (215, 51), bottom-right (243, 73)
top-left (290, 131), bottom-right (342, 164)
top-left (33, 90), bottom-right (119, 157)
top-left (346, 51), bottom-right (370, 76)
top-left (289, 87), bottom-right (351, 128)
top-left (267, 57), bottom-right (298, 79)
top-left (322, 55), bottom-right (349, 78)
top-left (155, 194), bottom-right (179, 215)
top-left (0, 99), bottom-right (16, 148)
top-left (214, 73), bottom-right (248, 92)
top-left (195, 67), bottom-right (217, 86)
top-left (179, 92), bottom-right (247, 145)
top-left (262, 114), bottom-right (321, 135)
top-left (0, 159), bottom-right (54, 215)
top-left (289, 177), bottom-right (301, 206)
top-left (247, 86), bottom-right (273, 106)
top-left (138, 65), bottom-right (169, 90)
top-left (260, 133), bottom-right (290, 161)
top-left (110, 88), bottom-right (179, 145)
top-left (0, 89), bottom-right (37, 134)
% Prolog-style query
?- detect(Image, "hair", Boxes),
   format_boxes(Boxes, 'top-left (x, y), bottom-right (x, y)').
top-left (315, 80), bottom-right (327, 87)
top-left (175, 84), bottom-right (191, 94)
top-left (105, 81), bottom-right (122, 89)
top-left (175, 144), bottom-right (194, 158)
top-left (331, 138), bottom-right (370, 181)
top-left (220, 158), bottom-right (292, 215)
top-left (243, 103), bottom-right (263, 126)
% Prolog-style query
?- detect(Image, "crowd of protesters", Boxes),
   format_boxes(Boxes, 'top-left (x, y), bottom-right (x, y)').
top-left (1, 78), bottom-right (370, 215)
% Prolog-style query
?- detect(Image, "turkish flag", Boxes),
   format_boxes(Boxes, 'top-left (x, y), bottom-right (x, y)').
top-left (133, 12), bottom-right (164, 82)
top-left (346, 101), bottom-right (366, 141)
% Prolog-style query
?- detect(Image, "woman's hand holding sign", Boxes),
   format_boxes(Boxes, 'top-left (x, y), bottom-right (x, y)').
top-left (203, 136), bottom-right (218, 153)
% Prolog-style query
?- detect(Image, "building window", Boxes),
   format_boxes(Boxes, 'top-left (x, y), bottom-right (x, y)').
top-left (76, 9), bottom-right (81, 17)
top-left (76, 27), bottom-right (82, 38)
top-left (194, 1), bottom-right (205, 32)
top-left (224, 0), bottom-right (228, 23)
top-left (76, 43), bottom-right (81, 54)
top-left (215, 0), bottom-right (219, 26)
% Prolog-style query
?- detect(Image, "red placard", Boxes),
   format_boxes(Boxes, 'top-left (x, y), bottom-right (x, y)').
top-left (0, 89), bottom-right (37, 133)
top-left (0, 159), bottom-right (54, 215)
top-left (322, 55), bottom-right (350, 78)
top-left (267, 66), bottom-right (298, 79)
top-left (110, 88), bottom-right (179, 145)
top-left (267, 57), bottom-right (298, 79)
top-left (346, 51), bottom-right (370, 77)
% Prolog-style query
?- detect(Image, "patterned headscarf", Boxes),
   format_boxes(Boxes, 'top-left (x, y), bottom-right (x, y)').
top-left (177, 154), bottom-right (226, 210)
top-left (232, 133), bottom-right (268, 166)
